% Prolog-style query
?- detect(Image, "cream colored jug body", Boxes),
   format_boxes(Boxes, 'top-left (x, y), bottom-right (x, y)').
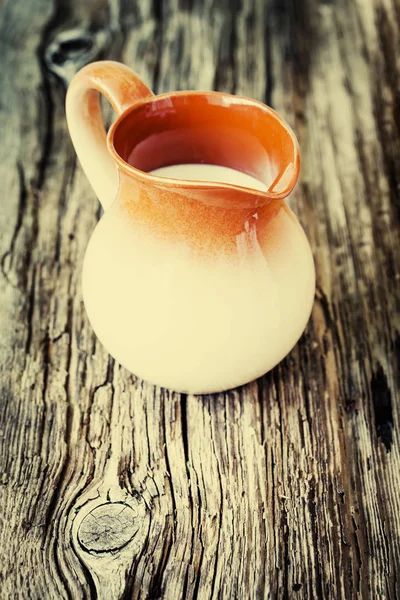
top-left (66, 61), bottom-right (315, 393)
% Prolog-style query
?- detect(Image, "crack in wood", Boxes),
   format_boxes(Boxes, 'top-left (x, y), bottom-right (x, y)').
top-left (371, 364), bottom-right (394, 452)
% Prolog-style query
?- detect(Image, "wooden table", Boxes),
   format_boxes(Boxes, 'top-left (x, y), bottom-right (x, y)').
top-left (1, 0), bottom-right (399, 598)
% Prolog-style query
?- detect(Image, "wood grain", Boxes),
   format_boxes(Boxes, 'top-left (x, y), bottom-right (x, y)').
top-left (0, 0), bottom-right (399, 598)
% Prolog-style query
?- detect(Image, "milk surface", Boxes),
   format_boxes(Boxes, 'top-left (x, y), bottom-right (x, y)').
top-left (150, 164), bottom-right (269, 191)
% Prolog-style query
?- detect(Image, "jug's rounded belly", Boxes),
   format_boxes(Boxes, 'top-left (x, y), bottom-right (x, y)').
top-left (82, 208), bottom-right (315, 394)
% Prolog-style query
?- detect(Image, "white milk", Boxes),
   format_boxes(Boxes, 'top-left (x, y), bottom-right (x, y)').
top-left (150, 164), bottom-right (269, 191)
top-left (82, 164), bottom-right (315, 393)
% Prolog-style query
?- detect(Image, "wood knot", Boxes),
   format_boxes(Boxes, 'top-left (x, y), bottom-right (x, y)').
top-left (43, 27), bottom-right (112, 85)
top-left (77, 501), bottom-right (138, 554)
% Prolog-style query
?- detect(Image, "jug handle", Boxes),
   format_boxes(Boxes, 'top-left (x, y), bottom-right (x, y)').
top-left (66, 61), bottom-right (154, 211)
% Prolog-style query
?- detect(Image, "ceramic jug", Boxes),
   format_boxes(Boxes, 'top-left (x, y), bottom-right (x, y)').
top-left (66, 61), bottom-right (315, 394)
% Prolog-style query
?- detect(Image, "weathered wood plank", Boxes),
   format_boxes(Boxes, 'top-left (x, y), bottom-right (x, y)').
top-left (0, 0), bottom-right (399, 598)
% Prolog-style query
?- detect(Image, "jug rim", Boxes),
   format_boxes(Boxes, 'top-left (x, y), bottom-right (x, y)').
top-left (106, 90), bottom-right (300, 201)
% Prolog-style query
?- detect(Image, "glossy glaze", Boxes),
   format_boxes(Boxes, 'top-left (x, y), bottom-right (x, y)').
top-left (66, 60), bottom-right (315, 393)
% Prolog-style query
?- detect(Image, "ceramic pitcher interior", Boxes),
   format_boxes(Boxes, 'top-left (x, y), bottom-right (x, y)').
top-left (107, 91), bottom-right (300, 255)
